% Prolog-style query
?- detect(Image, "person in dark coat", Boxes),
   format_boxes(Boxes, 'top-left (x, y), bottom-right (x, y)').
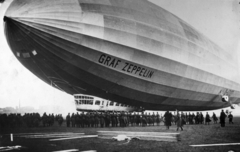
top-left (195, 112), bottom-right (199, 124)
top-left (200, 112), bottom-right (204, 124)
top-left (141, 113), bottom-right (147, 127)
top-left (75, 113), bottom-right (80, 127)
top-left (205, 112), bottom-right (211, 125)
top-left (176, 112), bottom-right (184, 131)
top-left (111, 112), bottom-right (116, 127)
top-left (94, 112), bottom-right (100, 127)
top-left (164, 111), bottom-right (172, 129)
top-left (212, 112), bottom-right (218, 124)
top-left (57, 114), bottom-right (63, 126)
top-left (42, 113), bottom-right (47, 127)
top-left (228, 113), bottom-right (233, 124)
top-left (156, 112), bottom-right (161, 126)
top-left (136, 113), bottom-right (140, 126)
top-left (189, 112), bottom-right (193, 124)
top-left (100, 113), bottom-right (105, 128)
top-left (220, 110), bottom-right (226, 127)
top-left (71, 113), bottom-right (75, 127)
top-left (66, 113), bottom-right (71, 127)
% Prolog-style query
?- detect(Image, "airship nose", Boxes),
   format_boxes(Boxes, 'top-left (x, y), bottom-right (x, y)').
top-left (3, 0), bottom-right (82, 59)
top-left (3, 13), bottom-right (38, 59)
top-left (3, 0), bottom-right (87, 58)
top-left (3, 0), bottom-right (93, 94)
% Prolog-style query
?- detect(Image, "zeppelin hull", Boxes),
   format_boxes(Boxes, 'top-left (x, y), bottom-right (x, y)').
top-left (4, 0), bottom-right (240, 111)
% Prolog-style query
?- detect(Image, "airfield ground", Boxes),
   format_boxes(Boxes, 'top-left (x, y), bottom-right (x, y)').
top-left (1, 117), bottom-right (240, 152)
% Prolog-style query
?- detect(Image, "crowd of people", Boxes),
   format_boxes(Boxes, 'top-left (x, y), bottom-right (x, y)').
top-left (0, 110), bottom-right (234, 130)
top-left (0, 112), bottom-right (64, 128)
top-left (162, 110), bottom-right (234, 131)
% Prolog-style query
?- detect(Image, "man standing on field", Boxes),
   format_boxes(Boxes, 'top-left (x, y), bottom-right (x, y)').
top-left (228, 113), bottom-right (234, 124)
top-left (220, 110), bottom-right (226, 127)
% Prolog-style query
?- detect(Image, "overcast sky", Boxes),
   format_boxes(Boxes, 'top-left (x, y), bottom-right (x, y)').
top-left (0, 0), bottom-right (240, 115)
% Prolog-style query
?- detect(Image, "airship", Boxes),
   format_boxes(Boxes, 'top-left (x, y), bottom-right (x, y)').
top-left (3, 0), bottom-right (240, 111)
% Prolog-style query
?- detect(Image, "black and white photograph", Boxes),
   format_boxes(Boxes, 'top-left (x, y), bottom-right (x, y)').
top-left (0, 0), bottom-right (240, 151)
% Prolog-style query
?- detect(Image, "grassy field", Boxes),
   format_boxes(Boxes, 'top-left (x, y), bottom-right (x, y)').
top-left (1, 117), bottom-right (240, 152)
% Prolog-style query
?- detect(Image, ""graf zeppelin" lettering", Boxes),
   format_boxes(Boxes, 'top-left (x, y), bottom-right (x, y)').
top-left (98, 54), bottom-right (154, 79)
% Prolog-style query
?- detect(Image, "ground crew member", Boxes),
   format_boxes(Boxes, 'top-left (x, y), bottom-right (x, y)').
top-left (228, 113), bottom-right (233, 124)
top-left (176, 112), bottom-right (184, 131)
top-left (220, 110), bottom-right (226, 127)
top-left (66, 113), bottom-right (70, 127)
top-left (164, 111), bottom-right (172, 129)
top-left (205, 112), bottom-right (211, 125)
